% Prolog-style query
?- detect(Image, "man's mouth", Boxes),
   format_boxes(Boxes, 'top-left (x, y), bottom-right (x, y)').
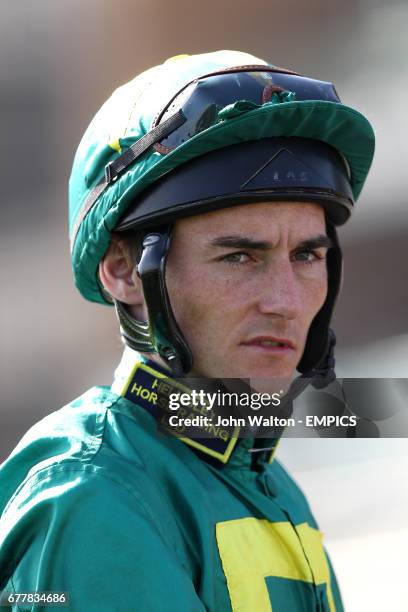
top-left (241, 336), bottom-right (296, 351)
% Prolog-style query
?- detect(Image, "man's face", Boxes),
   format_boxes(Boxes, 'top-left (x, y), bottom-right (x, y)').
top-left (165, 201), bottom-right (330, 380)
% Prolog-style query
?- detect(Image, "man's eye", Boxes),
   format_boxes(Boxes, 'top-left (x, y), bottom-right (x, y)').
top-left (294, 249), bottom-right (324, 263)
top-left (222, 252), bottom-right (250, 264)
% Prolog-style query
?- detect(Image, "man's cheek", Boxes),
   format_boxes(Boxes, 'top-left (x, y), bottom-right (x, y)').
top-left (173, 296), bottom-right (210, 347)
top-left (304, 280), bottom-right (327, 319)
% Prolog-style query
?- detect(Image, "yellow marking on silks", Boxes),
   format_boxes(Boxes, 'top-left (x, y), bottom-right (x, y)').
top-left (216, 518), bottom-right (336, 612)
top-left (295, 523), bottom-right (336, 612)
top-left (180, 429), bottom-right (239, 464)
top-left (119, 362), bottom-right (166, 397)
top-left (165, 54), bottom-right (190, 63)
top-left (108, 138), bottom-right (122, 153)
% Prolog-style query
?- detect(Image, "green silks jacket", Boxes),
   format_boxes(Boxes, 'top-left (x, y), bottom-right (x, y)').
top-left (0, 358), bottom-right (343, 611)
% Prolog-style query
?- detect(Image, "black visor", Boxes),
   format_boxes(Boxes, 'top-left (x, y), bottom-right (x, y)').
top-left (116, 137), bottom-right (354, 231)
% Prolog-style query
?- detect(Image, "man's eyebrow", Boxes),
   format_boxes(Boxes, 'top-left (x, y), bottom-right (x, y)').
top-left (207, 234), bottom-right (333, 250)
top-left (208, 235), bottom-right (272, 250)
top-left (296, 235), bottom-right (333, 250)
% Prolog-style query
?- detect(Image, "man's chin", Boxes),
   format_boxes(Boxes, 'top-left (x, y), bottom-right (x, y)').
top-left (187, 354), bottom-right (298, 384)
top-left (235, 359), bottom-right (297, 381)
top-left (229, 360), bottom-right (297, 394)
top-left (247, 376), bottom-right (293, 395)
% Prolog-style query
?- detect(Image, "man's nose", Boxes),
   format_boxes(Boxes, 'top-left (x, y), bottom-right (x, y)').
top-left (256, 259), bottom-right (303, 320)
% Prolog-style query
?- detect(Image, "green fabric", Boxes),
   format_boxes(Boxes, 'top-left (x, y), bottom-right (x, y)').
top-left (68, 51), bottom-right (375, 305)
top-left (0, 382), bottom-right (344, 610)
top-left (217, 92), bottom-right (297, 119)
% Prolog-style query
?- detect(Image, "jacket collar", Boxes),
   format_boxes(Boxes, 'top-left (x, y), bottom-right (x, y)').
top-left (112, 348), bottom-right (281, 469)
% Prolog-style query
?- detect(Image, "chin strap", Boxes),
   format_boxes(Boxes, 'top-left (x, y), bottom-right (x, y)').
top-left (113, 298), bottom-right (155, 353)
top-left (280, 329), bottom-right (337, 410)
top-left (309, 328), bottom-right (337, 389)
top-left (112, 227), bottom-right (192, 376)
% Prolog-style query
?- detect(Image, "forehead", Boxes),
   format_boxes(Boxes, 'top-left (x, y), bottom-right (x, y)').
top-left (173, 201), bottom-right (326, 241)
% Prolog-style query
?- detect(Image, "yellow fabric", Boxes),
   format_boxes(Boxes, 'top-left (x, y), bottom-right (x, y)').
top-left (165, 54), bottom-right (191, 62)
top-left (295, 523), bottom-right (336, 611)
top-left (108, 138), bottom-right (122, 153)
top-left (216, 518), bottom-right (335, 612)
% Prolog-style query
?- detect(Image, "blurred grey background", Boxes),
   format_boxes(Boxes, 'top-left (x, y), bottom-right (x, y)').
top-left (1, 1), bottom-right (407, 609)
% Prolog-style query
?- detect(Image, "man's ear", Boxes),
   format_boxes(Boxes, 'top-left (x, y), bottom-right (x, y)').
top-left (99, 235), bottom-right (146, 319)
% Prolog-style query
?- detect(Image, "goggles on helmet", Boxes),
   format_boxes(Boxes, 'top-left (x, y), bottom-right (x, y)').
top-left (153, 68), bottom-right (341, 153)
top-left (101, 67), bottom-right (344, 193)
top-left (113, 68), bottom-right (352, 231)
